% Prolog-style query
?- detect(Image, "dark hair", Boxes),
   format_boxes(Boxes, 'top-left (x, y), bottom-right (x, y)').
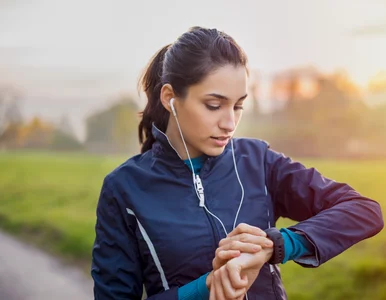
top-left (138, 26), bottom-right (248, 153)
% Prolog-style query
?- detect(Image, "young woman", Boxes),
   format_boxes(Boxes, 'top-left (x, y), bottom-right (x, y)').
top-left (91, 26), bottom-right (384, 300)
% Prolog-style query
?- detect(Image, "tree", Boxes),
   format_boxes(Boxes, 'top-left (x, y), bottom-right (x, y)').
top-left (50, 114), bottom-right (83, 151)
top-left (50, 130), bottom-right (84, 151)
top-left (19, 117), bottom-right (55, 149)
top-left (0, 86), bottom-right (23, 135)
top-left (85, 96), bottom-right (139, 154)
top-left (58, 114), bottom-right (76, 138)
top-left (265, 72), bottom-right (369, 157)
top-left (368, 71), bottom-right (386, 93)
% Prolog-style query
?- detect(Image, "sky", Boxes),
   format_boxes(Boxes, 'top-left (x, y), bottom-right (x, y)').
top-left (0, 0), bottom-right (385, 140)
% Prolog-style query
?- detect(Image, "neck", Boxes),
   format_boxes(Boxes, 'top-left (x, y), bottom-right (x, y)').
top-left (165, 119), bottom-right (197, 160)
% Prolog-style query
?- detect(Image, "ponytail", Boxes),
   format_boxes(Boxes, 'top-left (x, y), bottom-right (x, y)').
top-left (138, 44), bottom-right (171, 153)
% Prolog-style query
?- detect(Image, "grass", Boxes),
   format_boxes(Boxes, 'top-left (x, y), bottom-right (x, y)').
top-left (0, 151), bottom-right (124, 263)
top-left (0, 151), bottom-right (385, 299)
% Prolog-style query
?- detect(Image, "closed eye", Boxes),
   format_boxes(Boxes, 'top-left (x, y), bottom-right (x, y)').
top-left (205, 104), bottom-right (220, 111)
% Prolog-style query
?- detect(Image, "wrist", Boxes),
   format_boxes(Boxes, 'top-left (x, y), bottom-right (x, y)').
top-left (263, 247), bottom-right (274, 263)
top-left (206, 271), bottom-right (213, 289)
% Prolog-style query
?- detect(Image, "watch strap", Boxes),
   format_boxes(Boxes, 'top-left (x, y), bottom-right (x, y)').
top-left (264, 227), bottom-right (285, 265)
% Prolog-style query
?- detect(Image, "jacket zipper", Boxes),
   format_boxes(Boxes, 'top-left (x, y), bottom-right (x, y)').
top-left (203, 202), bottom-right (222, 253)
top-left (157, 127), bottom-right (222, 268)
top-left (199, 161), bottom-right (223, 253)
top-left (271, 267), bottom-right (280, 300)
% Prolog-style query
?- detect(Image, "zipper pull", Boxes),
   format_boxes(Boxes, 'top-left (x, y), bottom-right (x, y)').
top-left (269, 264), bottom-right (275, 274)
top-left (195, 175), bottom-right (205, 207)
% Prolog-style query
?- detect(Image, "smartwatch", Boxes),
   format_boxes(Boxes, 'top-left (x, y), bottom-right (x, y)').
top-left (264, 227), bottom-right (285, 265)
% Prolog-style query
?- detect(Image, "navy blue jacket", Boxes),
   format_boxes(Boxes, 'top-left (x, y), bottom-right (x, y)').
top-left (91, 125), bottom-right (383, 300)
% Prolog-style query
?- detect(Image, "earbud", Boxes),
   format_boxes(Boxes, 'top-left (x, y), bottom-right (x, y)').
top-left (170, 98), bottom-right (177, 117)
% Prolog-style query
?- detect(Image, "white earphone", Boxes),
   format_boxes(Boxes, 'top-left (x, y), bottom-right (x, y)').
top-left (169, 98), bottom-right (177, 117)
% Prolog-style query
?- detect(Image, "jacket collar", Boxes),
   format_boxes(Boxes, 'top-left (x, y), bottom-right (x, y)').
top-left (150, 123), bottom-right (232, 176)
top-left (151, 123), bottom-right (183, 160)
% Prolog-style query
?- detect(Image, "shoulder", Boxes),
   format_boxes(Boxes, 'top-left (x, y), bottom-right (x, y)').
top-left (232, 136), bottom-right (271, 156)
top-left (103, 151), bottom-right (152, 190)
top-left (231, 137), bottom-right (293, 171)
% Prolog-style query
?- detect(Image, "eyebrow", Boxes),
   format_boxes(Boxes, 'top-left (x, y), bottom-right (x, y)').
top-left (205, 93), bottom-right (248, 101)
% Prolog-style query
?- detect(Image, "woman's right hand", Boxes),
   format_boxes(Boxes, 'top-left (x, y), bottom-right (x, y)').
top-left (207, 223), bottom-right (274, 295)
top-left (212, 223), bottom-right (273, 271)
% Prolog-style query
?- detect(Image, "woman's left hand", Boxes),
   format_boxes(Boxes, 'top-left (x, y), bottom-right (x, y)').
top-left (209, 263), bottom-right (247, 300)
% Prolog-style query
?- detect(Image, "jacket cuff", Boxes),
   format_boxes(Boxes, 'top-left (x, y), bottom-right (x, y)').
top-left (178, 273), bottom-right (210, 300)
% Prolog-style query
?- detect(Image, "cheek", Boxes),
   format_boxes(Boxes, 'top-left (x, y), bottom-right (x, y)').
top-left (236, 112), bottom-right (242, 124)
top-left (199, 113), bottom-right (218, 131)
top-left (234, 109), bottom-right (243, 123)
top-left (183, 111), bottom-right (209, 136)
top-left (191, 109), bottom-right (213, 127)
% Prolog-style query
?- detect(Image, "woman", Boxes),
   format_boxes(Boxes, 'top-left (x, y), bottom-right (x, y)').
top-left (91, 26), bottom-right (383, 300)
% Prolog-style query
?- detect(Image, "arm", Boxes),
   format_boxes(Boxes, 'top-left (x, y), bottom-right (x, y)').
top-left (265, 146), bottom-right (384, 267)
top-left (91, 177), bottom-right (178, 300)
top-left (280, 228), bottom-right (313, 263)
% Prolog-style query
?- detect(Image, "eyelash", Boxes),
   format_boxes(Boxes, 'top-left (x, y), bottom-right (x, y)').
top-left (205, 104), bottom-right (244, 111)
top-left (206, 104), bottom-right (220, 111)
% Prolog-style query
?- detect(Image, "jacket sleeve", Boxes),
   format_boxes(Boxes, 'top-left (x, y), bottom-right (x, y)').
top-left (91, 176), bottom-right (178, 300)
top-left (264, 146), bottom-right (384, 267)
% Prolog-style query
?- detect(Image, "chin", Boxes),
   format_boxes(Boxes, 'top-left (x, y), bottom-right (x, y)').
top-left (204, 147), bottom-right (226, 157)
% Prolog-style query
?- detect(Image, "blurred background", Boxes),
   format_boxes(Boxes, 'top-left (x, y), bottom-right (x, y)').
top-left (0, 0), bottom-right (385, 299)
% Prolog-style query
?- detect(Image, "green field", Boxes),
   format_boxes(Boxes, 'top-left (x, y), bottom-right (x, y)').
top-left (0, 151), bottom-right (385, 299)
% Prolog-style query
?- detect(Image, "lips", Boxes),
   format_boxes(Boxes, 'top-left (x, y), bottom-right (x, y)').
top-left (211, 136), bottom-right (231, 140)
top-left (211, 136), bottom-right (231, 147)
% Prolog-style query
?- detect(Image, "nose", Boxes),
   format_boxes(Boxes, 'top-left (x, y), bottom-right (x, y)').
top-left (219, 109), bottom-right (236, 133)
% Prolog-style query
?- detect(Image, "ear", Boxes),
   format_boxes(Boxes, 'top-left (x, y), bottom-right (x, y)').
top-left (160, 84), bottom-right (175, 113)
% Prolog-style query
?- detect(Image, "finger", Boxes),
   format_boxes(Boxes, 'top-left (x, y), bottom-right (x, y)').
top-left (209, 279), bottom-right (216, 300)
top-left (219, 241), bottom-right (263, 255)
top-left (226, 261), bottom-right (248, 289)
top-left (219, 234), bottom-right (273, 248)
top-left (237, 273), bottom-right (249, 300)
top-left (227, 223), bottom-right (266, 238)
top-left (219, 266), bottom-right (233, 299)
top-left (220, 266), bottom-right (246, 299)
top-left (220, 234), bottom-right (273, 247)
top-left (213, 250), bottom-right (240, 270)
top-left (217, 249), bottom-right (241, 260)
top-left (213, 269), bottom-right (227, 300)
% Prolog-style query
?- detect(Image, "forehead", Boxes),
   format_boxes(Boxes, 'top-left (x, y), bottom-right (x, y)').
top-left (187, 65), bottom-right (248, 99)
